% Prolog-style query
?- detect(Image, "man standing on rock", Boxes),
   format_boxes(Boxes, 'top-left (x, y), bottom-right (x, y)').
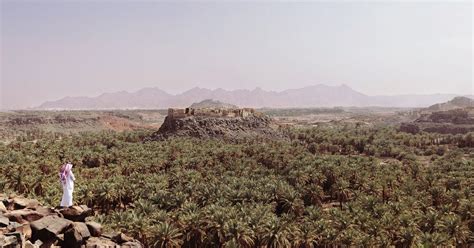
top-left (59, 162), bottom-right (75, 207)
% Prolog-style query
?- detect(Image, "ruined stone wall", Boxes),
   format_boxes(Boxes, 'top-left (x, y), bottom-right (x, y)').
top-left (167, 108), bottom-right (258, 119)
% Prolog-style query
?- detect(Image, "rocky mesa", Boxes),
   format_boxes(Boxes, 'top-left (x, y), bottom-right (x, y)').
top-left (147, 106), bottom-right (279, 140)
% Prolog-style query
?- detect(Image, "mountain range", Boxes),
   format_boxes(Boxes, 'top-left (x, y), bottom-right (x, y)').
top-left (37, 84), bottom-right (471, 109)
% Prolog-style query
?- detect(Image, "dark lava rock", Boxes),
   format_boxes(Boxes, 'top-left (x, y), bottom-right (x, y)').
top-left (147, 115), bottom-right (281, 140)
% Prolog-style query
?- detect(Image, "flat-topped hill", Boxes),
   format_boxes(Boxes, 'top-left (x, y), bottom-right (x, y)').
top-left (147, 107), bottom-right (279, 140)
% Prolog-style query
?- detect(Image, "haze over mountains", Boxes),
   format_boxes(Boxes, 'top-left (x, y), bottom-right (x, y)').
top-left (37, 84), bottom-right (470, 110)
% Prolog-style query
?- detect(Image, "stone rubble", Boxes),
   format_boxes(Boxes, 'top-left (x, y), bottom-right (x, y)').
top-left (0, 193), bottom-right (143, 248)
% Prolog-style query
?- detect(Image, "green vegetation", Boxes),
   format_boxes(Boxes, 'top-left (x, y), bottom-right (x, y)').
top-left (260, 107), bottom-right (345, 117)
top-left (0, 126), bottom-right (473, 247)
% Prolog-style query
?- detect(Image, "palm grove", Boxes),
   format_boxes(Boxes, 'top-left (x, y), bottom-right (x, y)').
top-left (0, 125), bottom-right (473, 247)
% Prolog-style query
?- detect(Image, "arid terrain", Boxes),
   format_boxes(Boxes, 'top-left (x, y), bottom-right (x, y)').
top-left (1, 97), bottom-right (473, 247)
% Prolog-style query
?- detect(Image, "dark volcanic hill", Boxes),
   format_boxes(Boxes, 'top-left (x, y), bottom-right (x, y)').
top-left (148, 115), bottom-right (277, 140)
top-left (147, 107), bottom-right (280, 140)
top-left (36, 85), bottom-right (468, 110)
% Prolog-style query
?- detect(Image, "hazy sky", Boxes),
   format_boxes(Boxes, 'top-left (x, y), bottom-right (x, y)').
top-left (1, 1), bottom-right (472, 109)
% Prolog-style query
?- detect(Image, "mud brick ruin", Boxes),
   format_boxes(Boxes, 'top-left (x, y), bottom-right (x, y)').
top-left (167, 107), bottom-right (260, 119)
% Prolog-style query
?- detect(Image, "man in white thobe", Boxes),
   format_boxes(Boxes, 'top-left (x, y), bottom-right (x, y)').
top-left (59, 163), bottom-right (75, 207)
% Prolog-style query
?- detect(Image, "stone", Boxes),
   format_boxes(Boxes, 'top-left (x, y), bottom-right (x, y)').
top-left (0, 215), bottom-right (9, 227)
top-left (60, 205), bottom-right (93, 222)
top-left (7, 222), bottom-right (21, 232)
top-left (85, 221), bottom-right (102, 237)
top-left (64, 222), bottom-right (91, 247)
top-left (112, 232), bottom-right (134, 244)
top-left (85, 236), bottom-right (117, 247)
top-left (121, 241), bottom-right (144, 248)
top-left (34, 239), bottom-right (43, 246)
top-left (12, 197), bottom-right (40, 210)
top-left (30, 215), bottom-right (72, 243)
top-left (0, 202), bottom-right (6, 213)
top-left (4, 209), bottom-right (44, 224)
top-left (24, 240), bottom-right (40, 248)
top-left (35, 206), bottom-right (58, 217)
top-left (4, 232), bottom-right (24, 247)
top-left (4, 199), bottom-right (14, 211)
top-left (0, 234), bottom-right (18, 247)
top-left (16, 223), bottom-right (32, 239)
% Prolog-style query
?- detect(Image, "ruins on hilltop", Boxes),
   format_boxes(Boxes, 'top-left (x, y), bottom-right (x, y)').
top-left (146, 107), bottom-right (278, 140)
top-left (167, 107), bottom-right (260, 119)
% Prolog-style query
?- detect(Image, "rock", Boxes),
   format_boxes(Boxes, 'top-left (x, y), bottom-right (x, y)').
top-left (112, 232), bottom-right (134, 244)
top-left (64, 222), bottom-right (91, 247)
top-left (35, 206), bottom-right (58, 217)
top-left (4, 232), bottom-right (24, 247)
top-left (148, 113), bottom-right (279, 140)
top-left (4, 209), bottom-right (44, 224)
top-left (24, 240), bottom-right (40, 248)
top-left (85, 221), bottom-right (102, 237)
top-left (7, 221), bottom-right (21, 232)
top-left (59, 205), bottom-right (93, 222)
top-left (0, 202), bottom-right (6, 213)
top-left (121, 241), bottom-right (144, 248)
top-left (12, 197), bottom-right (40, 210)
top-left (16, 223), bottom-right (32, 239)
top-left (0, 215), bottom-right (9, 227)
top-left (30, 215), bottom-right (72, 243)
top-left (0, 234), bottom-right (18, 247)
top-left (85, 236), bottom-right (117, 247)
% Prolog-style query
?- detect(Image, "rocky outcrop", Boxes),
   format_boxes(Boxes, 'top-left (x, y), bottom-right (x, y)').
top-left (427, 96), bottom-right (474, 111)
top-left (400, 107), bottom-right (474, 134)
top-left (398, 123), bottom-right (421, 134)
top-left (0, 194), bottom-right (142, 248)
top-left (148, 114), bottom-right (280, 140)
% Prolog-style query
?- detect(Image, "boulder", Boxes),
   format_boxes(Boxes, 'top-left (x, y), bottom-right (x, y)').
top-left (0, 202), bottom-right (6, 213)
top-left (112, 232), bottom-right (134, 244)
top-left (64, 222), bottom-right (91, 247)
top-left (0, 234), bottom-right (19, 248)
top-left (7, 222), bottom-right (21, 232)
top-left (24, 240), bottom-right (41, 248)
top-left (121, 241), bottom-right (144, 248)
top-left (0, 215), bottom-right (9, 227)
top-left (16, 223), bottom-right (32, 239)
top-left (4, 209), bottom-right (44, 224)
top-left (35, 206), bottom-right (58, 217)
top-left (4, 232), bottom-right (25, 247)
top-left (0, 193), bottom-right (7, 201)
top-left (59, 205), bottom-right (93, 222)
top-left (30, 215), bottom-right (72, 243)
top-left (85, 221), bottom-right (102, 237)
top-left (85, 236), bottom-right (117, 247)
top-left (12, 197), bottom-right (40, 210)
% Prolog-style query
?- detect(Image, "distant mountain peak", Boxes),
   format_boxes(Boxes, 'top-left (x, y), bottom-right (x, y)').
top-left (190, 99), bottom-right (238, 109)
top-left (35, 84), bottom-right (467, 110)
top-left (427, 96), bottom-right (474, 111)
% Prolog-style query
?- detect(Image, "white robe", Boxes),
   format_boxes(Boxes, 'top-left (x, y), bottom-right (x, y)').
top-left (60, 169), bottom-right (75, 207)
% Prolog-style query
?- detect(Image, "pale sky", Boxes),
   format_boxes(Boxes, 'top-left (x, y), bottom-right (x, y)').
top-left (1, 1), bottom-right (472, 109)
